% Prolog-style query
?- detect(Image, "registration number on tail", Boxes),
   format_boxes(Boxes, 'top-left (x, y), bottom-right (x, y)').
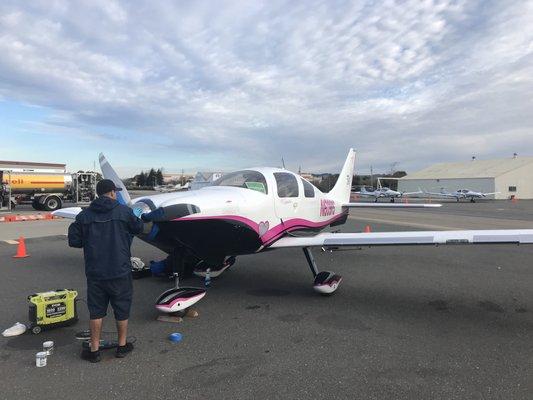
top-left (320, 199), bottom-right (335, 216)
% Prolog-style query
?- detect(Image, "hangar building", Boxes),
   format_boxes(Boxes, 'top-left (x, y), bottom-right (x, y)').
top-left (398, 156), bottom-right (533, 199)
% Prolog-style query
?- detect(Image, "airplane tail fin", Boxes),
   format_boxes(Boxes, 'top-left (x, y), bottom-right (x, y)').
top-left (328, 148), bottom-right (356, 203)
top-left (98, 153), bottom-right (132, 206)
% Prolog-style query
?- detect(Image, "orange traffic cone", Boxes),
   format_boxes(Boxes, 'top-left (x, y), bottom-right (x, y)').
top-left (13, 236), bottom-right (29, 258)
top-left (364, 225), bottom-right (371, 233)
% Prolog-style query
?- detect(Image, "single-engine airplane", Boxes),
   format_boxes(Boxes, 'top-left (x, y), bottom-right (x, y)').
top-left (55, 149), bottom-right (533, 311)
top-left (425, 188), bottom-right (499, 202)
top-left (354, 186), bottom-right (422, 202)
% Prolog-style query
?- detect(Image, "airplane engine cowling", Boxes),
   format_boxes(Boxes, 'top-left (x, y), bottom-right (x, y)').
top-left (141, 203), bottom-right (201, 223)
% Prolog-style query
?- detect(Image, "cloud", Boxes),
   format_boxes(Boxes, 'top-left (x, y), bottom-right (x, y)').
top-left (0, 0), bottom-right (532, 173)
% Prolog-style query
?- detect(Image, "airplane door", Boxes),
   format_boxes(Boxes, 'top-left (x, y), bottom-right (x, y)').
top-left (273, 172), bottom-right (301, 222)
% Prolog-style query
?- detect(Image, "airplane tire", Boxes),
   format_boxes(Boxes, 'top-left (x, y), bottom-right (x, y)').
top-left (313, 271), bottom-right (342, 295)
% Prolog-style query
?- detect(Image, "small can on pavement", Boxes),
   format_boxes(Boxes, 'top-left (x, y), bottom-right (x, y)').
top-left (43, 341), bottom-right (54, 355)
top-left (36, 351), bottom-right (47, 367)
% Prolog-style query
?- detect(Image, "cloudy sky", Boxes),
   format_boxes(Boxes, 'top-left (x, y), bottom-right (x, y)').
top-left (0, 0), bottom-right (532, 177)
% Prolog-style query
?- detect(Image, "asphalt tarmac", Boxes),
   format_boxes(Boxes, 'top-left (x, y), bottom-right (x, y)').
top-left (1, 201), bottom-right (533, 399)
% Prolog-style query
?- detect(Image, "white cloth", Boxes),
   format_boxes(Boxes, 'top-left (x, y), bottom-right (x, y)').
top-left (130, 257), bottom-right (145, 271)
top-left (2, 322), bottom-right (27, 337)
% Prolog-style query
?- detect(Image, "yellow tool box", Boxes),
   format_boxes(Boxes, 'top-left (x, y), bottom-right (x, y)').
top-left (28, 289), bottom-right (78, 334)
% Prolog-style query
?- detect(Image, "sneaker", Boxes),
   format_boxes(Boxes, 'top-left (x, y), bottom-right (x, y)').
top-left (115, 342), bottom-right (134, 358)
top-left (81, 349), bottom-right (101, 363)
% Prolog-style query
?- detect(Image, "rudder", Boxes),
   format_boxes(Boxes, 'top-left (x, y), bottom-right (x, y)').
top-left (328, 148), bottom-right (356, 203)
top-left (98, 153), bottom-right (132, 205)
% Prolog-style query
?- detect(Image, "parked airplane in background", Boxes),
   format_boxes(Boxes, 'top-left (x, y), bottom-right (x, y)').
top-left (155, 182), bottom-right (190, 193)
top-left (154, 184), bottom-right (172, 192)
top-left (354, 186), bottom-right (422, 202)
top-left (425, 188), bottom-right (499, 202)
top-left (55, 150), bottom-right (533, 312)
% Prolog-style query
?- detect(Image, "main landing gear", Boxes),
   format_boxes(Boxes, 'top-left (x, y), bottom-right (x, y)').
top-left (303, 247), bottom-right (342, 295)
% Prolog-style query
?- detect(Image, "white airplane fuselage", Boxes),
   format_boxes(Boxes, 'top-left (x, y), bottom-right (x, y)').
top-left (357, 187), bottom-right (404, 201)
top-left (132, 167), bottom-right (348, 264)
top-left (454, 190), bottom-right (486, 199)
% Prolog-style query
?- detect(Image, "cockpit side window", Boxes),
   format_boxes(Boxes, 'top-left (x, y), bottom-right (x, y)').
top-left (274, 172), bottom-right (299, 198)
top-left (301, 178), bottom-right (315, 198)
top-left (212, 170), bottom-right (268, 194)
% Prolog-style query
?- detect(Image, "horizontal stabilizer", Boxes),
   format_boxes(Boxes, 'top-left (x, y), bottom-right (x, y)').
top-left (343, 203), bottom-right (441, 208)
top-left (52, 207), bottom-right (82, 219)
top-left (270, 229), bottom-right (533, 248)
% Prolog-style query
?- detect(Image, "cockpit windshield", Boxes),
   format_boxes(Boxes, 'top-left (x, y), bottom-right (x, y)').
top-left (212, 170), bottom-right (268, 194)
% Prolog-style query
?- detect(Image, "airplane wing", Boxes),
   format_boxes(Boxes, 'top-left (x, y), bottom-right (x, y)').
top-left (424, 191), bottom-right (457, 198)
top-left (343, 203), bottom-right (441, 208)
top-left (52, 207), bottom-right (82, 219)
top-left (352, 192), bottom-right (377, 197)
top-left (401, 190), bottom-right (423, 196)
top-left (269, 229), bottom-right (533, 248)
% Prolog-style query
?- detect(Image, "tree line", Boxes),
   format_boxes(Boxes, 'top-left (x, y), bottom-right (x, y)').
top-left (135, 168), bottom-right (164, 187)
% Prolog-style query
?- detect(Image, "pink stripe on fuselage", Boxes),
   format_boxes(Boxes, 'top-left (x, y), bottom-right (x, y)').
top-left (261, 214), bottom-right (346, 245)
top-left (173, 213), bottom-right (346, 245)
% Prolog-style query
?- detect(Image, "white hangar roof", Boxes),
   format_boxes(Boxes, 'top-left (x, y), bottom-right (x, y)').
top-left (401, 157), bottom-right (533, 180)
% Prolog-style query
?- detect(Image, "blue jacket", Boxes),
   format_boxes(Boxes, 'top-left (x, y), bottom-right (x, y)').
top-left (68, 196), bottom-right (144, 280)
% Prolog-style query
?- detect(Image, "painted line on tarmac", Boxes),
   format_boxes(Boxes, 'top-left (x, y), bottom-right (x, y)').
top-left (1, 234), bottom-right (67, 244)
top-left (348, 215), bottom-right (462, 231)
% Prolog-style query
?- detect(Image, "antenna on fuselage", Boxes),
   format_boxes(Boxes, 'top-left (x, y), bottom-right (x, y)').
top-left (281, 157), bottom-right (286, 169)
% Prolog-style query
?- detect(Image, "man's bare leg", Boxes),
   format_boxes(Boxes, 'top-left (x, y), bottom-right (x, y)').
top-left (116, 319), bottom-right (128, 346)
top-left (90, 318), bottom-right (103, 351)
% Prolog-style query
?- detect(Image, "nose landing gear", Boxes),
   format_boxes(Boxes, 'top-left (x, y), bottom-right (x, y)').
top-left (193, 256), bottom-right (236, 278)
top-left (303, 247), bottom-right (342, 295)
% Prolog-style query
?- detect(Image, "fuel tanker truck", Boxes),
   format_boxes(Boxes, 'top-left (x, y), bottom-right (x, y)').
top-left (0, 171), bottom-right (97, 211)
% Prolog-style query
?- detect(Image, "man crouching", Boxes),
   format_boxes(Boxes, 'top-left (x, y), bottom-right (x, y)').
top-left (68, 179), bottom-right (143, 362)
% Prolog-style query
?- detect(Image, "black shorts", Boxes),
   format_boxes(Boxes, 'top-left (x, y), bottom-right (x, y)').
top-left (87, 274), bottom-right (133, 321)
